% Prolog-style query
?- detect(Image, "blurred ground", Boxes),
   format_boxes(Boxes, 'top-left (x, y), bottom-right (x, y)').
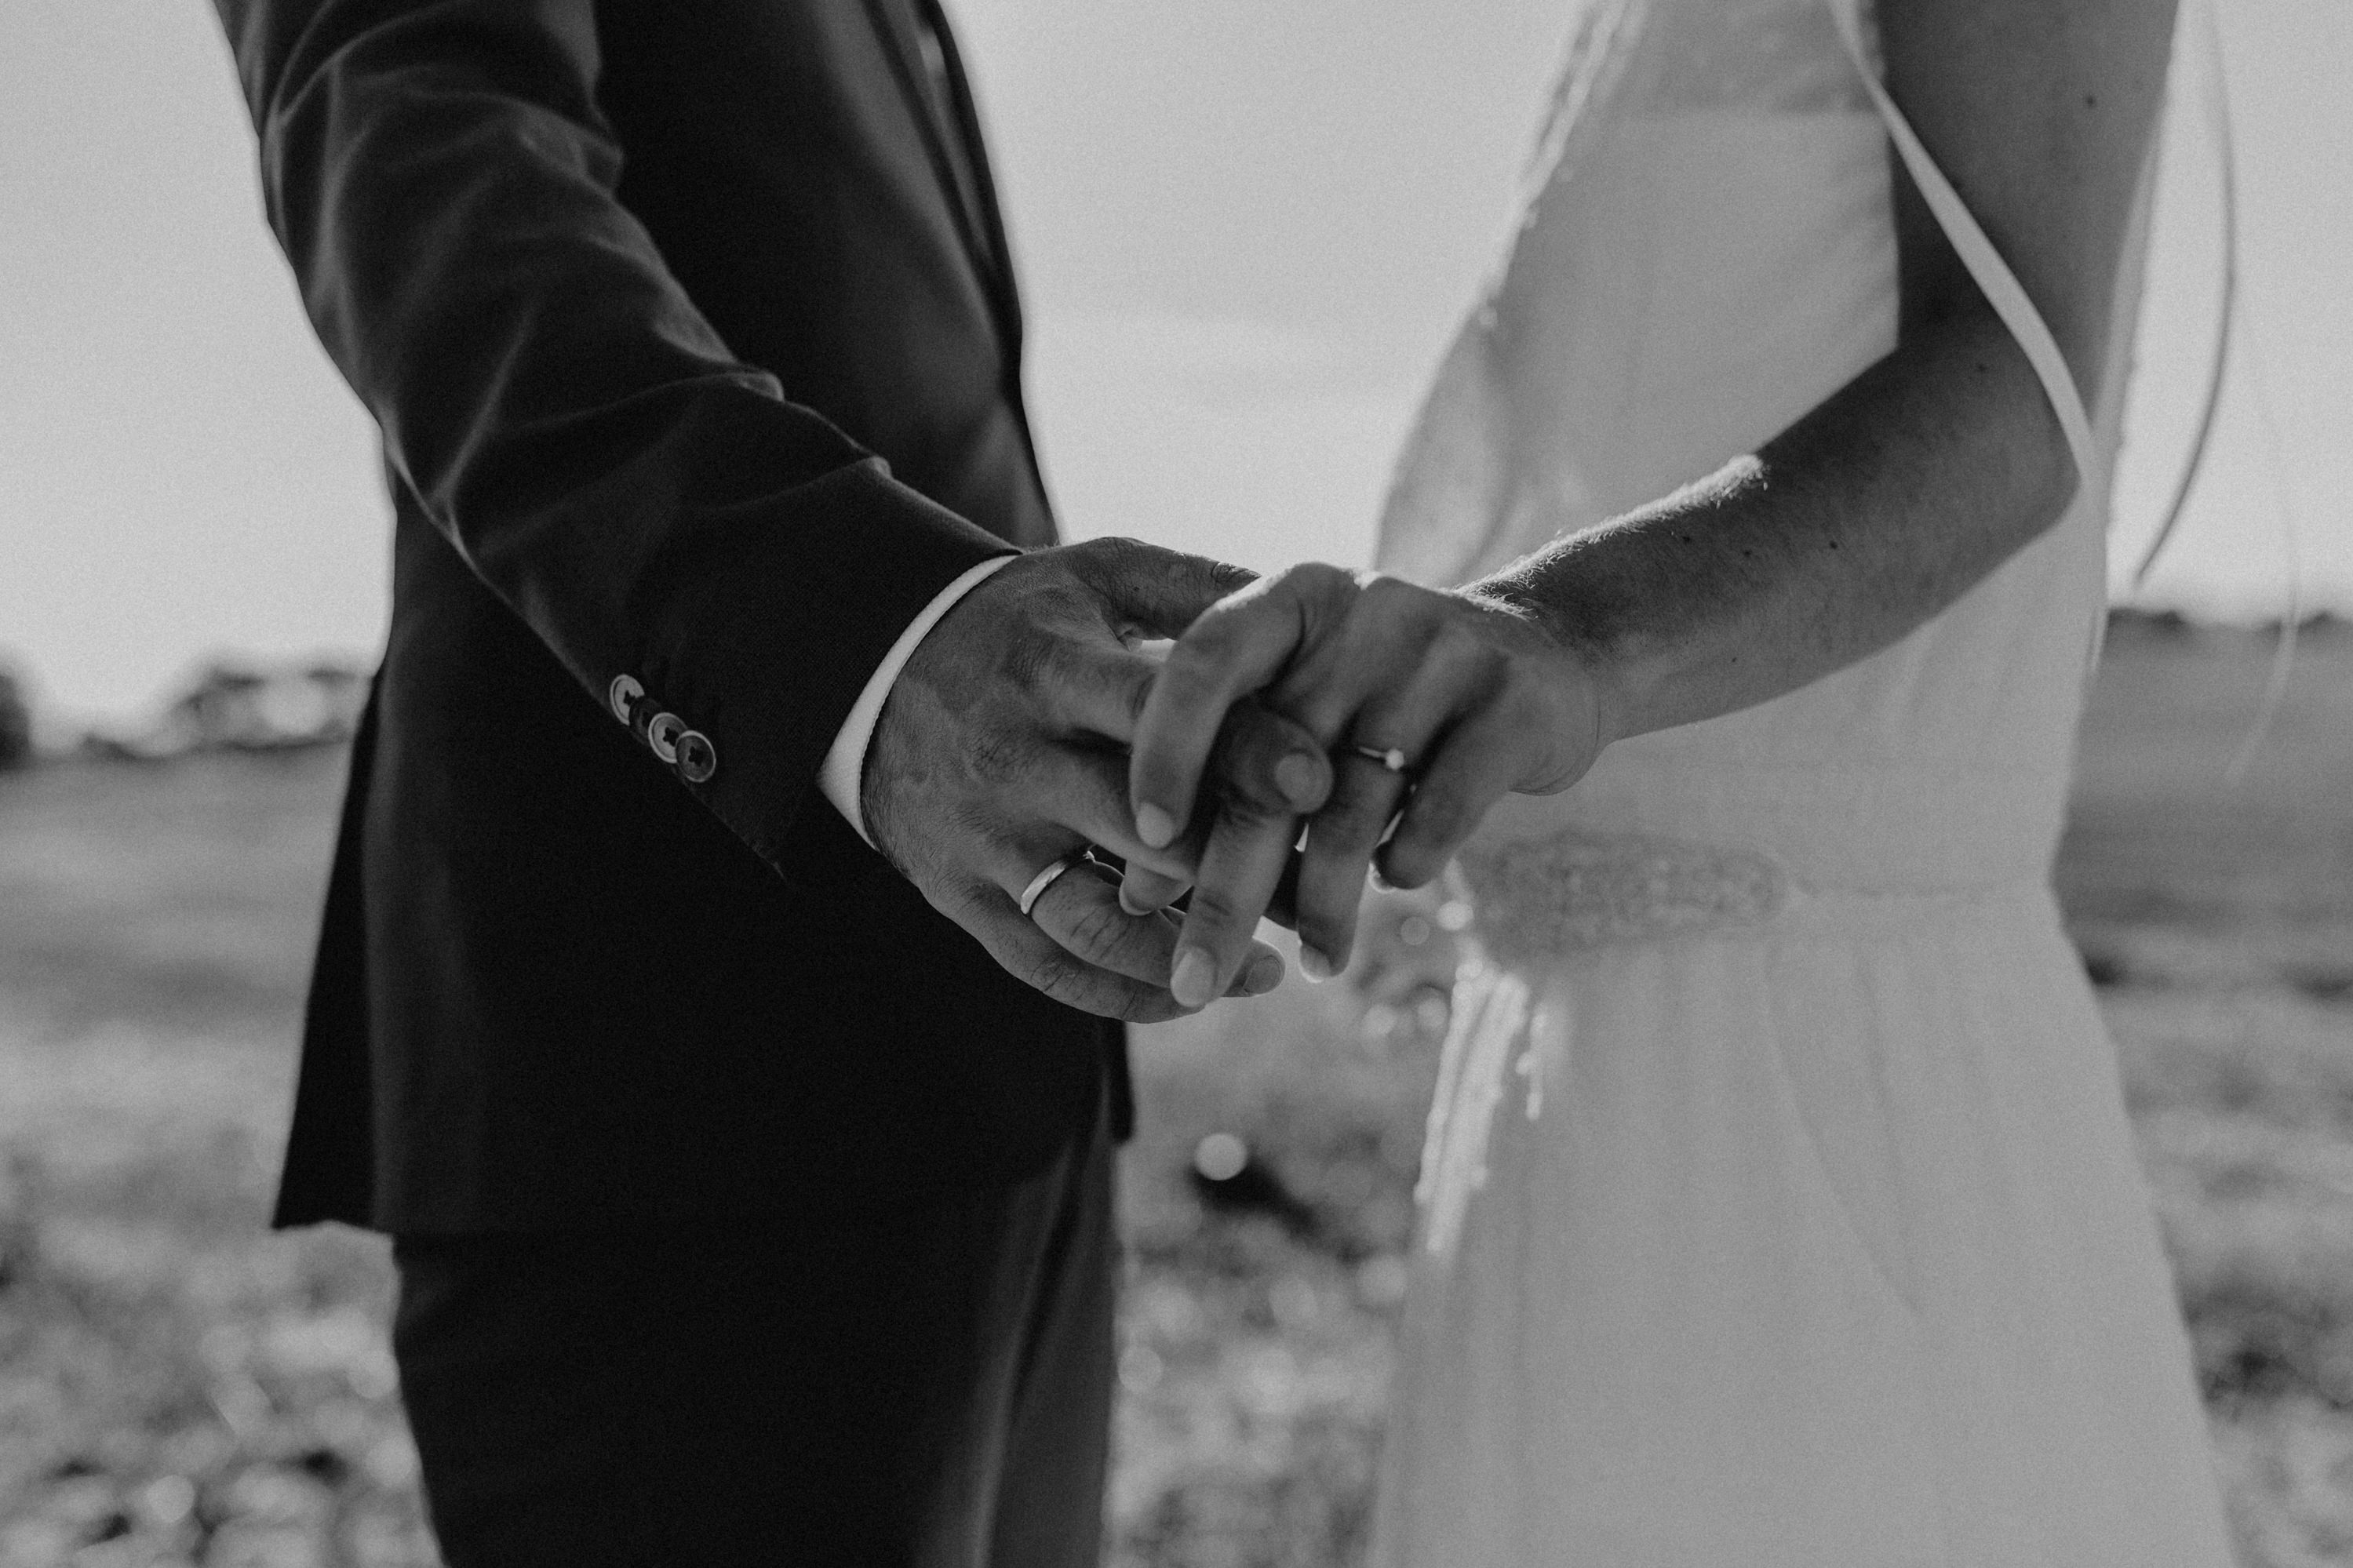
top-left (0, 617), bottom-right (2347, 1566)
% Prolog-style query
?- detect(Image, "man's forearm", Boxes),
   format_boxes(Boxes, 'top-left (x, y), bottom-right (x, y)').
top-left (1475, 304), bottom-right (2074, 747)
top-left (213, 0), bottom-right (1013, 877)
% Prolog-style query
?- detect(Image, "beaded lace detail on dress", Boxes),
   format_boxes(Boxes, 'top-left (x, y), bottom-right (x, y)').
top-left (1454, 828), bottom-right (1788, 970)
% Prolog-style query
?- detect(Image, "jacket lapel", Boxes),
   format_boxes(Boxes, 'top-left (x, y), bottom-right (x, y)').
top-left (912, 0), bottom-right (1025, 357)
top-left (860, 0), bottom-right (1014, 336)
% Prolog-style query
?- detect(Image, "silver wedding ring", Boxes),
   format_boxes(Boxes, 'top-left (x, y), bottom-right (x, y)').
top-left (1018, 856), bottom-right (1081, 919)
top-left (1353, 743), bottom-right (1411, 774)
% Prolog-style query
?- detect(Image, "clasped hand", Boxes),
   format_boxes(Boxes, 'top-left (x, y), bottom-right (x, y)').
top-left (1124, 564), bottom-right (1618, 1006)
top-left (865, 538), bottom-right (1340, 1023)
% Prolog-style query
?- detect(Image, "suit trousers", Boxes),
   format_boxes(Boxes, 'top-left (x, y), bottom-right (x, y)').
top-left (389, 1094), bottom-right (1117, 1568)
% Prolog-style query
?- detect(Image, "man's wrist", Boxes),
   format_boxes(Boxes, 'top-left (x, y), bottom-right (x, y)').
top-left (820, 554), bottom-right (1018, 847)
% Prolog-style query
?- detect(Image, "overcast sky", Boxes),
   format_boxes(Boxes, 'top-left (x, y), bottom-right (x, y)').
top-left (2, 0), bottom-right (2345, 721)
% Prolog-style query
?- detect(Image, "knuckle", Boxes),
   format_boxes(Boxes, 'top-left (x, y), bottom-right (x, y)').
top-left (965, 729), bottom-right (1029, 787)
top-left (1487, 677), bottom-right (1538, 729)
top-left (1425, 621), bottom-right (1488, 679)
top-left (1182, 885), bottom-right (1245, 934)
top-left (1077, 535), bottom-right (1146, 580)
top-left (1311, 791), bottom-right (1386, 846)
top-left (1326, 802), bottom-right (1391, 849)
top-left (1017, 943), bottom-right (1068, 988)
top-left (1291, 561), bottom-right (1354, 597)
top-left (1215, 785), bottom-right (1288, 826)
top-left (1408, 785), bottom-right (1470, 846)
top-left (1030, 955), bottom-right (1095, 1009)
top-left (1064, 897), bottom-right (1131, 962)
top-left (996, 620), bottom-right (1057, 693)
top-left (1301, 566), bottom-right (1361, 621)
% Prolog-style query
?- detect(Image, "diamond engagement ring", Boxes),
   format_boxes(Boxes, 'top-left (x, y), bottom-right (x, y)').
top-left (1018, 856), bottom-right (1082, 919)
top-left (1353, 744), bottom-right (1411, 773)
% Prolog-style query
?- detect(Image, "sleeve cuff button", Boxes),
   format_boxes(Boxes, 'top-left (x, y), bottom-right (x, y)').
top-left (676, 730), bottom-right (718, 784)
top-left (646, 711), bottom-right (687, 765)
top-left (608, 674), bottom-right (644, 723)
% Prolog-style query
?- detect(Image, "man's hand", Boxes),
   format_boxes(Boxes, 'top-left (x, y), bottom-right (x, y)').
top-left (865, 538), bottom-right (1335, 1022)
top-left (1127, 565), bottom-right (1618, 1004)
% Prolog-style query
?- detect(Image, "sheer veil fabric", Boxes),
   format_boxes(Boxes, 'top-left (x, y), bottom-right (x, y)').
top-left (1367, 1), bottom-right (2237, 1561)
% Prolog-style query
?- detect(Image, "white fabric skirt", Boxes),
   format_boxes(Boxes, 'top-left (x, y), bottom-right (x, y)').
top-left (1370, 884), bottom-right (2235, 1566)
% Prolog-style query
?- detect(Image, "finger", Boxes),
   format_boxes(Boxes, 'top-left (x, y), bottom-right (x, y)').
top-left (1268, 849), bottom-right (1305, 930)
top-left (1288, 661), bottom-right (1462, 970)
top-left (1123, 697), bottom-right (1331, 980)
top-left (1029, 860), bottom-right (1284, 996)
top-left (955, 881), bottom-right (1193, 1024)
top-left (1094, 697), bottom-right (1330, 915)
top-left (1377, 708), bottom-right (1528, 890)
top-left (1065, 537), bottom-right (1259, 641)
top-left (1041, 640), bottom-right (1160, 747)
top-left (1068, 842), bottom-right (1184, 919)
top-left (1261, 573), bottom-right (1461, 751)
top-left (1120, 846), bottom-right (1301, 930)
top-left (1208, 700), bottom-right (1334, 818)
top-left (1291, 751), bottom-right (1410, 978)
top-left (1130, 564), bottom-right (1355, 849)
top-left (1023, 744), bottom-right (1197, 882)
top-left (1051, 654), bottom-right (1335, 833)
top-left (1167, 795), bottom-right (1303, 1010)
top-left (1226, 945), bottom-right (1285, 998)
top-left (1119, 862), bottom-right (1190, 916)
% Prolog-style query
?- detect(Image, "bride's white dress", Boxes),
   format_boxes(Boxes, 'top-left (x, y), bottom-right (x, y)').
top-left (1368, 0), bottom-right (2237, 1562)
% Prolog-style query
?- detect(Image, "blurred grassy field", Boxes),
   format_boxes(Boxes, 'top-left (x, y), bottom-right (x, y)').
top-left (0, 619), bottom-right (2347, 1566)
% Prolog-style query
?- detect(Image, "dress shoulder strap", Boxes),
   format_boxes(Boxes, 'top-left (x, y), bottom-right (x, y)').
top-left (1826, 0), bottom-right (2100, 493)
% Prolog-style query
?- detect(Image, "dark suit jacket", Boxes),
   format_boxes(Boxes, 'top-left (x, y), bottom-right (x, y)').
top-left (213, 0), bottom-right (1128, 1232)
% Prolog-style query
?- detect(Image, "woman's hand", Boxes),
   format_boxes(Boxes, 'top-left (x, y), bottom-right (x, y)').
top-left (1127, 563), bottom-right (1619, 1005)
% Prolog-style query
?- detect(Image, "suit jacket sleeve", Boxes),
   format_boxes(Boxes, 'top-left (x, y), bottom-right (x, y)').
top-left (211, 0), bottom-right (1018, 880)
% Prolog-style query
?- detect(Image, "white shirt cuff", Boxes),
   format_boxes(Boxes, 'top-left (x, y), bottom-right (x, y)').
top-left (820, 554), bottom-right (1018, 848)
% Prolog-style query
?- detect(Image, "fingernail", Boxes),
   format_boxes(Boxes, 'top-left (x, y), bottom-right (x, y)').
top-left (1299, 946), bottom-right (1335, 983)
top-left (1171, 948), bottom-right (1215, 1009)
top-left (1119, 885), bottom-right (1153, 916)
top-left (1136, 803), bottom-right (1178, 849)
top-left (1275, 751), bottom-right (1320, 806)
top-left (1242, 953), bottom-right (1284, 995)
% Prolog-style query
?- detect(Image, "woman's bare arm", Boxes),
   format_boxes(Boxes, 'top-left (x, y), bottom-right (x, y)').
top-left (1482, 0), bottom-right (2177, 738)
